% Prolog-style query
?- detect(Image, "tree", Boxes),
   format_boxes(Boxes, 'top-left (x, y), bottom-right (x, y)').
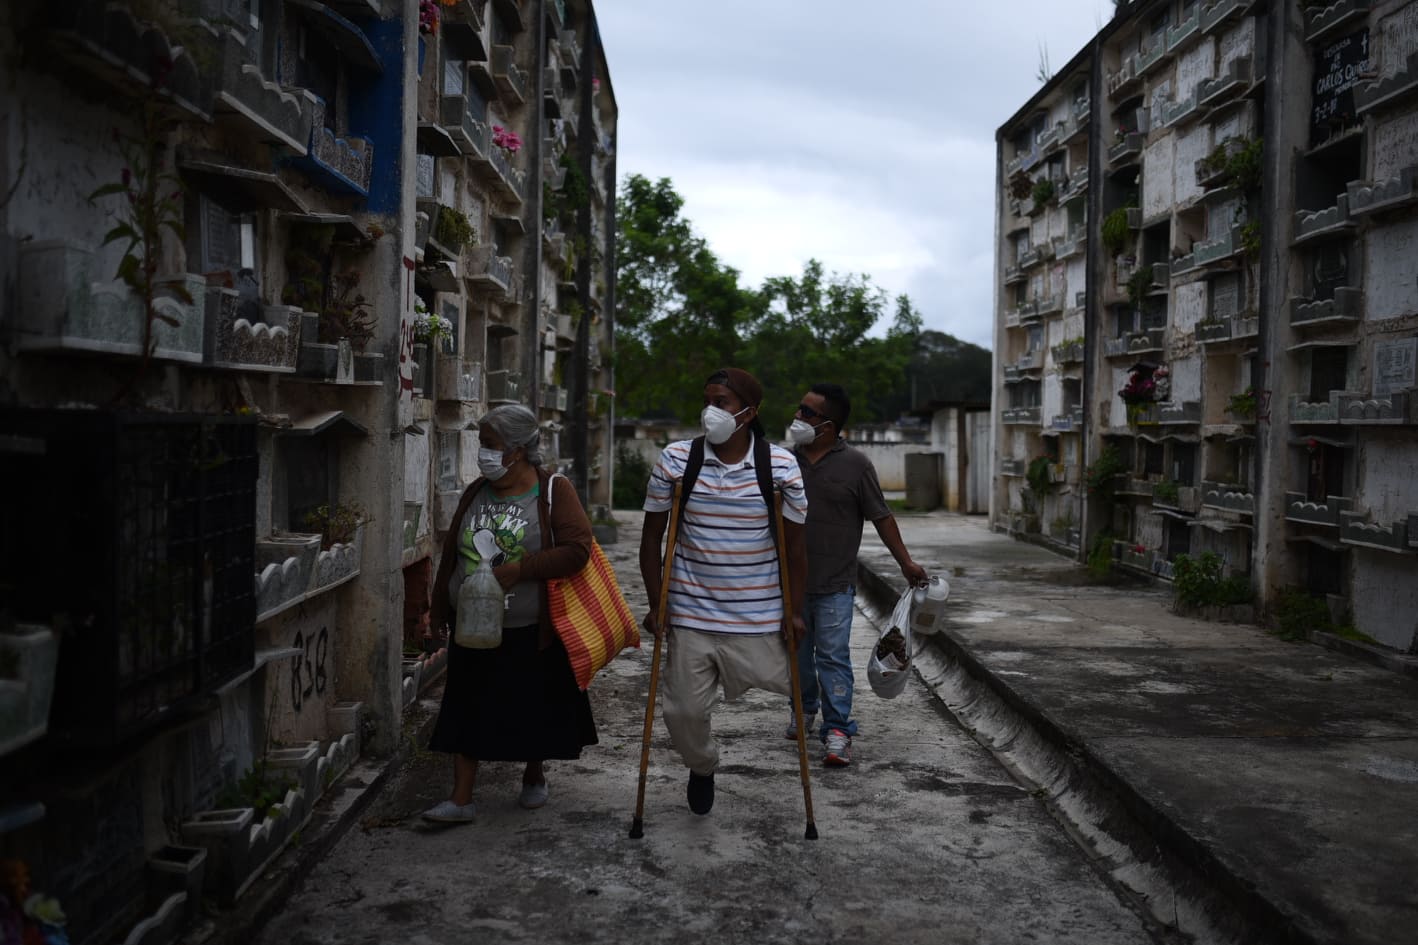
top-left (613, 175), bottom-right (985, 428)
top-left (747, 262), bottom-right (920, 429)
top-left (904, 330), bottom-right (993, 407)
top-left (614, 175), bottom-right (764, 419)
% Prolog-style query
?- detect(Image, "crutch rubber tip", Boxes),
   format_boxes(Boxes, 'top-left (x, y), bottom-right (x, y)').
top-left (805, 823), bottom-right (818, 840)
top-left (629, 818), bottom-right (644, 839)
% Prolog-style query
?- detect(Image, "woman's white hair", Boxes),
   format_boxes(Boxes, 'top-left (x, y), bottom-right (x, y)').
top-left (481, 404), bottom-right (544, 466)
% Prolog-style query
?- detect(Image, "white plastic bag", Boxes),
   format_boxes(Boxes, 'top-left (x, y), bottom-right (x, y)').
top-left (867, 588), bottom-right (915, 699)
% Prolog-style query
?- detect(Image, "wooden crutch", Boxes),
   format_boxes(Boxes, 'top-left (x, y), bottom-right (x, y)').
top-left (775, 487), bottom-right (818, 840)
top-left (629, 479), bottom-right (684, 839)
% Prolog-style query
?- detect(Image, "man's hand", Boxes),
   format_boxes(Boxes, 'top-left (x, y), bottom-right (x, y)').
top-left (782, 614), bottom-right (807, 650)
top-left (901, 559), bottom-right (928, 587)
top-left (643, 610), bottom-right (665, 639)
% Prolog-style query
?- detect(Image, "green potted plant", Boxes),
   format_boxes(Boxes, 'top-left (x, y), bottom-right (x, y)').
top-left (1084, 445), bottom-right (1127, 500)
top-left (303, 502), bottom-right (366, 550)
top-left (1102, 205), bottom-right (1132, 255)
top-left (1227, 386), bottom-right (1258, 420)
top-left (1153, 479), bottom-right (1180, 504)
top-left (1026, 455), bottom-right (1056, 497)
top-left (434, 205), bottom-right (476, 253)
top-left (1126, 265), bottom-right (1152, 307)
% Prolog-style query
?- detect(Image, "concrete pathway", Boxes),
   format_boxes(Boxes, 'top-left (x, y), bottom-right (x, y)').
top-left (252, 515), bottom-right (1164, 945)
top-left (856, 510), bottom-right (1418, 945)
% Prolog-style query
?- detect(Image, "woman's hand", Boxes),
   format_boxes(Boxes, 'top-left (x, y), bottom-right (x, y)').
top-left (493, 561), bottom-right (522, 590)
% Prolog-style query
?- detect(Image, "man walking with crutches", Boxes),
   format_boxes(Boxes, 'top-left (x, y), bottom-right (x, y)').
top-left (637, 368), bottom-right (812, 823)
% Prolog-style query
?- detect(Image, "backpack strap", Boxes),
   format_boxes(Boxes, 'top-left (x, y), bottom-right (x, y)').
top-left (754, 434), bottom-right (782, 555)
top-left (676, 436), bottom-right (707, 522)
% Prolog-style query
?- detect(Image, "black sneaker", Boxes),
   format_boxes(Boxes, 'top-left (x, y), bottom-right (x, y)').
top-left (687, 771), bottom-right (714, 815)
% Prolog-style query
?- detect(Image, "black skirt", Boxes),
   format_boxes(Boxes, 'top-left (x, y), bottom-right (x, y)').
top-left (429, 623), bottom-right (599, 761)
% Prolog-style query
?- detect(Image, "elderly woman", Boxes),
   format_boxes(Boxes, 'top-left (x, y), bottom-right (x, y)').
top-left (423, 404), bottom-right (598, 822)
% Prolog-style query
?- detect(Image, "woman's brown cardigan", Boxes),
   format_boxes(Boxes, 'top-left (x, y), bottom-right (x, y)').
top-left (429, 468), bottom-right (593, 650)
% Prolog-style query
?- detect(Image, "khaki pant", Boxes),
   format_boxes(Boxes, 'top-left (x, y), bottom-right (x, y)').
top-left (661, 627), bottom-right (791, 775)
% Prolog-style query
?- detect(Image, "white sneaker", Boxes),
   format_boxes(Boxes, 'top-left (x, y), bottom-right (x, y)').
top-left (518, 780), bottom-right (549, 810)
top-left (824, 729), bottom-right (852, 767)
top-left (422, 799), bottom-right (477, 823)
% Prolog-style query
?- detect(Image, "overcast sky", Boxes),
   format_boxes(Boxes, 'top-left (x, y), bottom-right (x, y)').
top-left (595, 1), bottom-right (1113, 350)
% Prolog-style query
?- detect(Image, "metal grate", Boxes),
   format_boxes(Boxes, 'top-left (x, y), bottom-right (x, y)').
top-left (0, 409), bottom-right (256, 748)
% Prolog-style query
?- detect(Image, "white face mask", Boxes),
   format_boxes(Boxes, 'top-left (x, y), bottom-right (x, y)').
top-left (477, 447), bottom-right (510, 481)
top-left (786, 418), bottom-right (825, 446)
top-left (701, 404), bottom-right (750, 446)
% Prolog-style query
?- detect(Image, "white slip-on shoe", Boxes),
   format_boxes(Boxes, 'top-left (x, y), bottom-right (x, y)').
top-left (518, 780), bottom-right (549, 810)
top-left (422, 799), bottom-right (477, 823)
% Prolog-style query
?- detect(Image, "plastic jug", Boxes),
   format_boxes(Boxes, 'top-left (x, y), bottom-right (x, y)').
top-left (454, 540), bottom-right (505, 649)
top-left (910, 575), bottom-right (950, 636)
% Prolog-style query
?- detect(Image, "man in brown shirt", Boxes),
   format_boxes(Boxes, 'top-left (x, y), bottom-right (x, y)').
top-left (785, 383), bottom-right (927, 766)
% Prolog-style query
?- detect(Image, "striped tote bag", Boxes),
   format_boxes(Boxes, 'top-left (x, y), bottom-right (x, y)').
top-left (545, 474), bottom-right (639, 689)
top-left (547, 541), bottom-right (640, 690)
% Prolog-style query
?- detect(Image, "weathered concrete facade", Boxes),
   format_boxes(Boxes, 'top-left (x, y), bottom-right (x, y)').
top-left (0, 0), bottom-right (616, 940)
top-left (993, 0), bottom-right (1418, 650)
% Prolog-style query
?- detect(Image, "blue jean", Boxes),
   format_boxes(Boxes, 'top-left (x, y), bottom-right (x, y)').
top-left (793, 590), bottom-right (858, 741)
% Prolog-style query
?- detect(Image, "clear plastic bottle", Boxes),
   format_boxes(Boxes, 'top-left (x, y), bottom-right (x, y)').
top-left (454, 555), bottom-right (505, 649)
top-left (910, 575), bottom-right (950, 636)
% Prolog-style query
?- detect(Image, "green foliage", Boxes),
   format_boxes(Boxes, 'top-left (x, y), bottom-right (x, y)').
top-left (282, 225), bottom-right (334, 313)
top-left (1030, 177), bottom-right (1055, 205)
top-left (1026, 455), bottom-right (1054, 496)
top-left (612, 442), bottom-right (652, 510)
top-left (560, 154), bottom-right (591, 217)
top-left (282, 228), bottom-right (376, 350)
top-left (216, 761), bottom-right (296, 821)
top-left (1153, 479), bottom-right (1180, 503)
top-left (1084, 445), bottom-right (1127, 498)
top-left (316, 268), bottom-right (376, 350)
top-left (303, 502), bottom-right (365, 550)
top-left (1086, 532), bottom-right (1115, 580)
top-left (1227, 386), bottom-right (1257, 419)
top-left (1126, 264), bottom-right (1152, 307)
top-left (1172, 552), bottom-right (1250, 611)
top-left (1332, 624), bottom-right (1379, 645)
top-left (434, 205), bottom-right (475, 251)
top-left (88, 97), bottom-right (187, 397)
top-left (1198, 137), bottom-right (1263, 193)
top-left (614, 175), bottom-right (987, 423)
top-left (1226, 137), bottom-right (1263, 193)
top-left (1102, 206), bottom-right (1131, 256)
top-left (1273, 587), bottom-right (1332, 641)
top-left (1239, 219), bottom-right (1261, 259)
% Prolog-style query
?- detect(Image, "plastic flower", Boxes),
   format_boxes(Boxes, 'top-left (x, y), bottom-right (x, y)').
top-left (491, 126), bottom-right (523, 153)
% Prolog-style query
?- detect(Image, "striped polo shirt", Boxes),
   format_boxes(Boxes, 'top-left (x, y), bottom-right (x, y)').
top-left (644, 436), bottom-right (807, 634)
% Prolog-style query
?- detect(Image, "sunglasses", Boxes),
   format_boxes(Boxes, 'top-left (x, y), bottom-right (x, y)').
top-left (797, 403), bottom-right (829, 422)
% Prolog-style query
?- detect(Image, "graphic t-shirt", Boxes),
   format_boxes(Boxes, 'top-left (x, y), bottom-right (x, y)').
top-left (447, 484), bottom-right (543, 627)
